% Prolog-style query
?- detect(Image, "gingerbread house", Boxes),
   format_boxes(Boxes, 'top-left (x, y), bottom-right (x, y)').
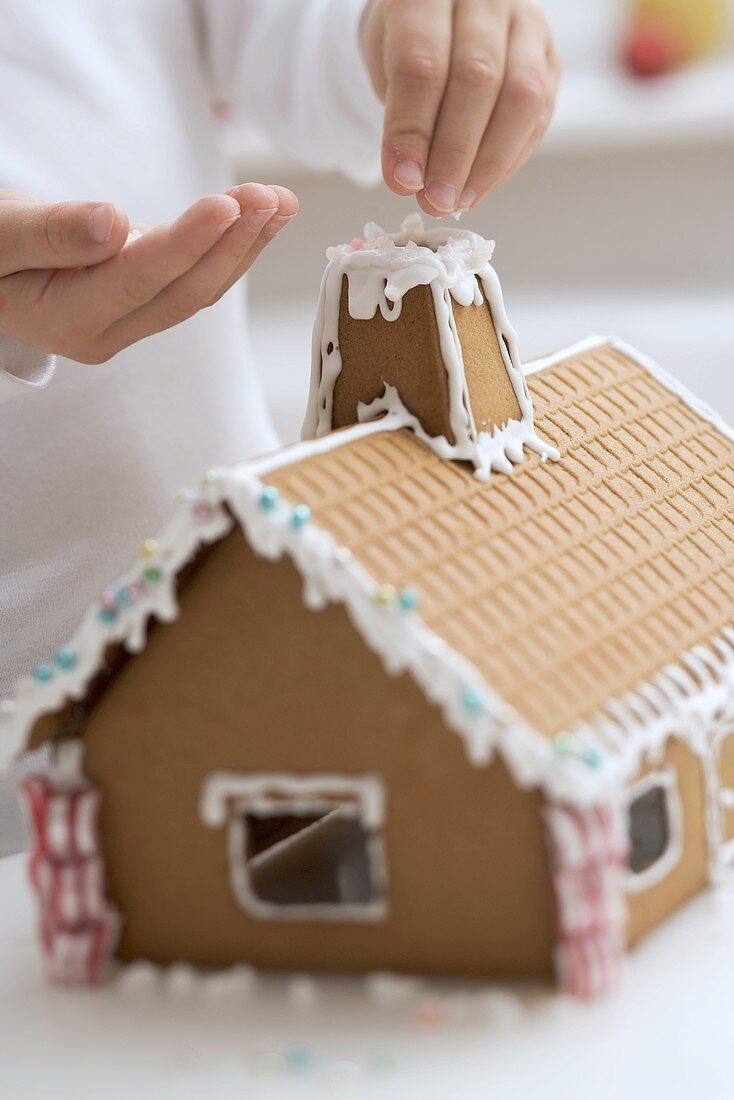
top-left (2, 218), bottom-right (734, 999)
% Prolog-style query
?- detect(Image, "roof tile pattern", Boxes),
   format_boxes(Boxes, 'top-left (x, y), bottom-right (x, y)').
top-left (265, 346), bottom-right (734, 737)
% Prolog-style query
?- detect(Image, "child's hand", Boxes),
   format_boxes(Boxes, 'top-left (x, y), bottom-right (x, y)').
top-left (0, 184), bottom-right (298, 364)
top-left (360, 0), bottom-right (561, 215)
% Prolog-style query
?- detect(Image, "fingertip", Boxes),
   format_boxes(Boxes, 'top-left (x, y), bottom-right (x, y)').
top-left (382, 145), bottom-right (425, 196)
top-left (107, 204), bottom-right (131, 249)
top-left (265, 185), bottom-right (299, 220)
top-left (416, 191), bottom-right (446, 219)
top-left (87, 202), bottom-right (129, 248)
top-left (228, 182), bottom-right (280, 214)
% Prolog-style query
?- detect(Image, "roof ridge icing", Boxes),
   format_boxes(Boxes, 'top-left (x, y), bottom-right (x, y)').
top-left (1, 337), bottom-right (732, 805)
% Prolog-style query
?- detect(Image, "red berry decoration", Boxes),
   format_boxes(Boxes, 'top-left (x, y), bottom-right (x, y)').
top-left (621, 15), bottom-right (685, 77)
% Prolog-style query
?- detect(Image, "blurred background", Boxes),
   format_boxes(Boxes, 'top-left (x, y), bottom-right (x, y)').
top-left (234, 0), bottom-right (733, 443)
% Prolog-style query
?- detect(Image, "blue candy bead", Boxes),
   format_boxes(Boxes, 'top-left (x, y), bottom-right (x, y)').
top-left (55, 648), bottom-right (77, 671)
top-left (259, 486), bottom-right (279, 511)
top-left (399, 587), bottom-right (419, 611)
top-left (291, 504), bottom-right (311, 529)
top-left (461, 685), bottom-right (486, 714)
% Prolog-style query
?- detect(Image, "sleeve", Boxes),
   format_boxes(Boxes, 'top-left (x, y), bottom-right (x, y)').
top-left (0, 334), bottom-right (56, 405)
top-left (197, 0), bottom-right (383, 185)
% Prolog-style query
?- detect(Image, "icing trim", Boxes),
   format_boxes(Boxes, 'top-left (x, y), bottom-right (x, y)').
top-left (623, 768), bottom-right (684, 894)
top-left (200, 772), bottom-right (389, 923)
top-left (303, 215), bottom-right (559, 480)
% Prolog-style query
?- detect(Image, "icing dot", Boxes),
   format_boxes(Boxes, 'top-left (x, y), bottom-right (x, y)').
top-left (128, 581), bottom-right (145, 601)
top-left (399, 587), bottom-right (419, 611)
top-left (115, 585), bottom-right (133, 607)
top-left (0, 699), bottom-right (16, 717)
top-left (416, 1000), bottom-right (448, 1030)
top-left (143, 566), bottom-right (163, 585)
top-left (583, 747), bottom-right (603, 768)
top-left (203, 469), bottom-right (221, 487)
top-left (553, 732), bottom-right (576, 756)
top-left (375, 584), bottom-right (397, 608)
top-left (461, 685), bottom-right (487, 714)
top-left (55, 648), bottom-right (77, 671)
top-left (284, 1046), bottom-right (313, 1073)
top-left (138, 538), bottom-right (158, 560)
top-left (98, 608), bottom-right (117, 624)
top-left (291, 504), bottom-right (311, 529)
top-left (99, 589), bottom-right (117, 611)
top-left (367, 1049), bottom-right (398, 1077)
top-left (259, 485), bottom-right (279, 511)
top-left (193, 500), bottom-right (216, 523)
top-left (32, 664), bottom-right (54, 683)
top-left (349, 237), bottom-right (365, 250)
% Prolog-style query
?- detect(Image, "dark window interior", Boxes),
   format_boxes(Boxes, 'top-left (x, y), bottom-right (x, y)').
top-left (244, 808), bottom-right (377, 907)
top-left (628, 785), bottom-right (670, 874)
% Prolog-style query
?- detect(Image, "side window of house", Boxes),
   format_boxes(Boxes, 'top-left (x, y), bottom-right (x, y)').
top-left (629, 785), bottom-right (669, 873)
top-left (200, 774), bottom-right (388, 921)
top-left (625, 770), bottom-right (682, 892)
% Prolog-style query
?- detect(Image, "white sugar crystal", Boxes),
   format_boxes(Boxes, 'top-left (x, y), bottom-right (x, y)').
top-left (365, 971), bottom-right (422, 1006)
top-left (116, 960), bottom-right (160, 995)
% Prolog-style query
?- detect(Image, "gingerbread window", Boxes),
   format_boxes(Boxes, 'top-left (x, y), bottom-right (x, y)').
top-left (200, 773), bottom-right (388, 921)
top-left (625, 769), bottom-right (683, 893)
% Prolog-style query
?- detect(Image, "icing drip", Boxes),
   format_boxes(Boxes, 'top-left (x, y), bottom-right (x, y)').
top-left (303, 214), bottom-right (559, 480)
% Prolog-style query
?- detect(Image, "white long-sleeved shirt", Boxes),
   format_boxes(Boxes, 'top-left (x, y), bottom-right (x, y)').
top-left (0, 0), bottom-right (381, 699)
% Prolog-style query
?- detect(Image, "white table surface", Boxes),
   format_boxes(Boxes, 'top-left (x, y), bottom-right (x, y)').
top-left (2, 853), bottom-right (734, 1100)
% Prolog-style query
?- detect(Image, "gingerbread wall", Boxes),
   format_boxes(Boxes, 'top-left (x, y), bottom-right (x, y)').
top-left (75, 530), bottom-right (557, 979)
top-left (625, 737), bottom-right (709, 946)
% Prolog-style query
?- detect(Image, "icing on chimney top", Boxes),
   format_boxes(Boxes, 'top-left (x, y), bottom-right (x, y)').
top-left (303, 215), bottom-right (559, 480)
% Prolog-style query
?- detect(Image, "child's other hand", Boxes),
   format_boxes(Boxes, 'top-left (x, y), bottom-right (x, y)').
top-left (0, 184), bottom-right (298, 364)
top-left (360, 0), bottom-right (561, 215)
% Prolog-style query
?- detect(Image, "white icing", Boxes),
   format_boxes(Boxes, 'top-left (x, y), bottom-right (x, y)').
top-left (302, 215), bottom-right (559, 480)
top-left (200, 772), bottom-right (389, 923)
top-left (623, 768), bottom-right (684, 894)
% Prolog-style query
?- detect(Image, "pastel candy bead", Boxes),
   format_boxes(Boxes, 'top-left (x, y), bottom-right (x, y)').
top-left (399, 587), bottom-right (419, 611)
top-left (461, 685), bottom-right (487, 714)
top-left (259, 486), bottom-right (279, 511)
top-left (375, 584), bottom-right (397, 608)
top-left (100, 589), bottom-right (117, 611)
top-left (33, 664), bottom-right (54, 683)
top-left (193, 501), bottom-right (216, 523)
top-left (291, 504), bottom-right (311, 529)
top-left (55, 648), bottom-right (77, 670)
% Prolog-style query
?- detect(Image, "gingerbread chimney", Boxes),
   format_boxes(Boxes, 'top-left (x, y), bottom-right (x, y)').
top-left (303, 215), bottom-right (557, 480)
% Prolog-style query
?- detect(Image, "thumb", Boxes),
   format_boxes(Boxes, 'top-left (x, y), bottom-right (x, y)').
top-left (0, 198), bottom-right (130, 277)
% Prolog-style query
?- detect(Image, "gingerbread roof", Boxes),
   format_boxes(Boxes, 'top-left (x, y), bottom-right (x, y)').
top-left (266, 338), bottom-right (734, 740)
top-left (3, 337), bottom-right (734, 805)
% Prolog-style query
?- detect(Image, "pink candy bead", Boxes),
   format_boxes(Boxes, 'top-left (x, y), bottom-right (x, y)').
top-left (99, 589), bottom-right (117, 611)
top-left (349, 237), bottom-right (365, 251)
top-left (127, 581), bottom-right (145, 601)
top-left (193, 501), bottom-right (216, 523)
